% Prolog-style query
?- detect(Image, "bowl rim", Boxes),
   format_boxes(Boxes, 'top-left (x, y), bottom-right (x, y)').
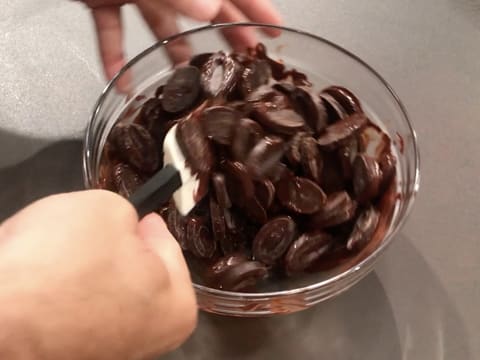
top-left (84, 22), bottom-right (420, 299)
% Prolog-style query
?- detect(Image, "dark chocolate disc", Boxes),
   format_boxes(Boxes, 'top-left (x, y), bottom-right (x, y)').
top-left (251, 108), bottom-right (305, 135)
top-left (285, 231), bottom-right (333, 274)
top-left (300, 136), bottom-right (323, 183)
top-left (317, 113), bottom-right (368, 147)
top-left (201, 106), bottom-right (239, 145)
top-left (352, 154), bottom-right (382, 204)
top-left (186, 216), bottom-right (216, 258)
top-left (189, 52), bottom-right (213, 69)
top-left (162, 66), bottom-right (201, 113)
top-left (245, 135), bottom-right (286, 179)
top-left (276, 175), bottom-right (327, 214)
top-left (176, 116), bottom-right (214, 174)
top-left (222, 160), bottom-right (255, 207)
top-left (110, 123), bottom-right (159, 173)
top-left (244, 197), bottom-right (268, 224)
top-left (346, 206), bottom-right (380, 251)
top-left (215, 260), bottom-right (268, 291)
top-left (201, 51), bottom-right (239, 98)
top-left (231, 118), bottom-right (264, 161)
top-left (310, 191), bottom-right (357, 228)
top-left (319, 92), bottom-right (348, 123)
top-left (211, 172), bottom-right (232, 209)
top-left (322, 85), bottom-right (362, 115)
top-left (239, 59), bottom-right (272, 97)
top-left (113, 163), bottom-right (143, 197)
top-left (255, 179), bottom-right (276, 210)
top-left (253, 216), bottom-right (297, 264)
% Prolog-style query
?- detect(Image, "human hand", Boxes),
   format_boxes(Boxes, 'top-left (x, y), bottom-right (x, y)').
top-left (0, 190), bottom-right (196, 360)
top-left (80, 0), bottom-right (282, 82)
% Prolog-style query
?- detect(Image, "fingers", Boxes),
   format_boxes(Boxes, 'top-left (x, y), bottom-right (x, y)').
top-left (136, 0), bottom-right (192, 65)
top-left (92, 6), bottom-right (132, 91)
top-left (231, 0), bottom-right (282, 36)
top-left (92, 6), bottom-right (123, 79)
top-left (137, 213), bottom-right (197, 351)
top-left (162, 0), bottom-right (222, 21)
top-left (213, 1), bottom-right (258, 51)
top-left (138, 213), bottom-right (191, 284)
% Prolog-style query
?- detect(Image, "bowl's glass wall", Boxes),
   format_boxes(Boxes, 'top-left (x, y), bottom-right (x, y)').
top-left (84, 24), bottom-right (419, 316)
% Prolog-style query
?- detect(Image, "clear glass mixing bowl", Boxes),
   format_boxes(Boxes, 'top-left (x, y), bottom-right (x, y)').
top-left (83, 23), bottom-right (420, 317)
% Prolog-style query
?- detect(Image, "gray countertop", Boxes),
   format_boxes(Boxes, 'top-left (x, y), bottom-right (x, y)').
top-left (1, 0), bottom-right (479, 359)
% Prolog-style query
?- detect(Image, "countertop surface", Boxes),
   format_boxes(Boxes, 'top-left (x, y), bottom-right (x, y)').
top-left (1, 0), bottom-right (479, 359)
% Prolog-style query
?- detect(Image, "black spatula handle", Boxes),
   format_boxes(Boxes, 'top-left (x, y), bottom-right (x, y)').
top-left (129, 164), bottom-right (182, 218)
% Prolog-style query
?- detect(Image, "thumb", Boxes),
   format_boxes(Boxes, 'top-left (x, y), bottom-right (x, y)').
top-left (138, 213), bottom-right (192, 283)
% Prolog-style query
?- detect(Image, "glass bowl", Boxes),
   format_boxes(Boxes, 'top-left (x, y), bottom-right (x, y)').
top-left (83, 23), bottom-right (420, 317)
